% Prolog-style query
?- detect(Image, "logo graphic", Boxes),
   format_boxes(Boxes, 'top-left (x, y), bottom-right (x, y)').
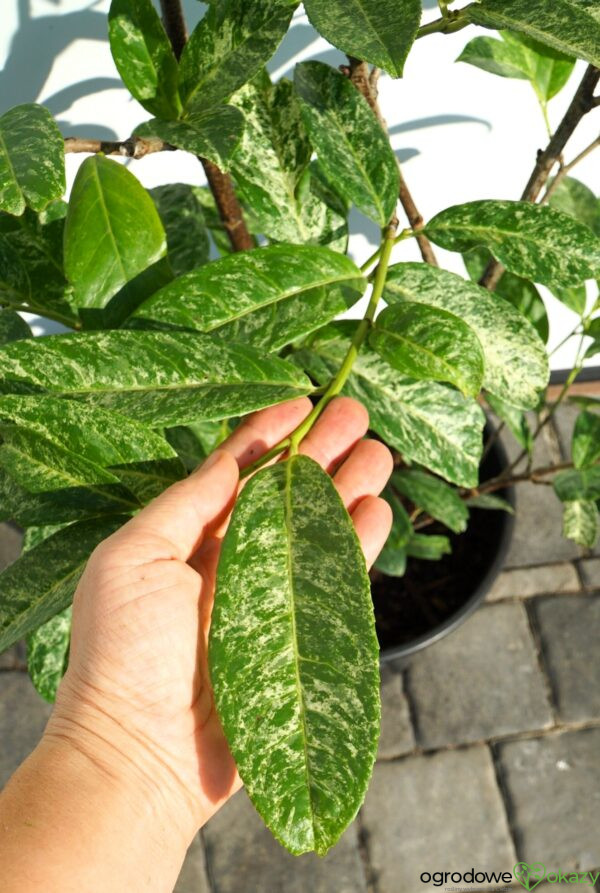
top-left (514, 862), bottom-right (547, 891)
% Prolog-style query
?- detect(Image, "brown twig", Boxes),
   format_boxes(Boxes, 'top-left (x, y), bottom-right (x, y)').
top-left (541, 134), bottom-right (600, 204)
top-left (345, 58), bottom-right (439, 266)
top-left (479, 64), bottom-right (600, 290)
top-left (64, 136), bottom-right (173, 158)
top-left (159, 0), bottom-right (253, 252)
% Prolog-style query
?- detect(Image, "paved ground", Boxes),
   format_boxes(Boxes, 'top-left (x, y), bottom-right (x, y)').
top-left (1, 408), bottom-right (599, 893)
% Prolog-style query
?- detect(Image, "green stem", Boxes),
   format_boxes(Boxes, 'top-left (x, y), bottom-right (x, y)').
top-left (417, 8), bottom-right (471, 38)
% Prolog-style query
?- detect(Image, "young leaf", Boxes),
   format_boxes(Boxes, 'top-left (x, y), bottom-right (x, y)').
top-left (303, 0), bottom-right (421, 78)
top-left (384, 263), bottom-right (549, 410)
top-left (392, 469), bottom-right (469, 534)
top-left (464, 246), bottom-right (549, 342)
top-left (374, 486), bottom-right (411, 577)
top-left (572, 411), bottom-right (600, 469)
top-left (135, 106), bottom-right (245, 171)
top-left (467, 0), bottom-right (600, 70)
top-left (294, 325), bottom-right (485, 487)
top-left (209, 454), bottom-right (380, 856)
top-left (425, 200), bottom-right (600, 291)
top-left (0, 517), bottom-right (125, 653)
top-left (548, 176), bottom-right (600, 237)
top-left (294, 62), bottom-right (399, 227)
top-left (0, 330), bottom-right (313, 427)
top-left (370, 302), bottom-right (484, 397)
top-left (562, 499), bottom-right (599, 548)
top-left (178, 0), bottom-right (295, 114)
top-left (0, 310), bottom-right (31, 346)
top-left (64, 156), bottom-right (166, 309)
top-left (486, 391), bottom-right (533, 454)
top-left (0, 104), bottom-right (65, 216)
top-left (405, 533), bottom-right (451, 561)
top-left (27, 606), bottom-right (71, 703)
top-left (131, 244), bottom-right (365, 351)
top-left (150, 184), bottom-right (210, 276)
top-left (108, 0), bottom-right (181, 119)
top-left (554, 466), bottom-right (600, 502)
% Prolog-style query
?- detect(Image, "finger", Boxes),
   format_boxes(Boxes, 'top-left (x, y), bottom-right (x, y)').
top-left (351, 496), bottom-right (393, 570)
top-left (298, 396), bottom-right (369, 472)
top-left (107, 450), bottom-right (239, 563)
top-left (333, 439), bottom-right (393, 513)
top-left (221, 397), bottom-right (312, 468)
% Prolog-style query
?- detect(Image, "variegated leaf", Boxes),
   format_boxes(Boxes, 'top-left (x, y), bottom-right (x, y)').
top-left (554, 466), bottom-right (600, 502)
top-left (0, 310), bottom-right (31, 346)
top-left (210, 454), bottom-right (380, 856)
top-left (392, 470), bottom-right (469, 534)
top-left (27, 606), bottom-right (71, 703)
top-left (384, 263), bottom-right (549, 410)
top-left (0, 104), bottom-right (65, 216)
top-left (149, 184), bottom-right (210, 276)
top-left (562, 499), bottom-right (599, 548)
top-left (135, 106), bottom-right (245, 172)
top-left (572, 411), bottom-right (600, 469)
top-left (374, 486), bottom-right (411, 577)
top-left (110, 458), bottom-right (186, 504)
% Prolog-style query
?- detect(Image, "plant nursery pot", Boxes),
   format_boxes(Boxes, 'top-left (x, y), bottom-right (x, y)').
top-left (372, 427), bottom-right (515, 665)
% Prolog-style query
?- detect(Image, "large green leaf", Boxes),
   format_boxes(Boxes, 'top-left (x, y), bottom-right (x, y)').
top-left (464, 246), bottom-right (549, 342)
top-left (562, 499), bottom-right (599, 548)
top-left (384, 263), bottom-right (549, 410)
top-left (294, 325), bottom-right (485, 487)
top-left (467, 0), bottom-right (600, 69)
top-left (294, 62), bottom-right (399, 227)
top-left (370, 302), bottom-right (484, 397)
top-left (303, 0), bottom-right (421, 77)
top-left (132, 245), bottom-right (365, 351)
top-left (0, 310), bottom-right (31, 346)
top-left (27, 606), bottom-right (71, 703)
top-left (0, 104), bottom-right (65, 216)
top-left (0, 517), bottom-right (125, 653)
top-left (210, 454), bottom-right (379, 856)
top-left (554, 466), bottom-right (600, 502)
top-left (425, 200), bottom-right (600, 291)
top-left (178, 0), bottom-right (295, 114)
top-left (0, 330), bottom-right (313, 426)
top-left (392, 469), bottom-right (469, 534)
top-left (149, 184), bottom-right (210, 276)
top-left (572, 411), bottom-right (600, 469)
top-left (108, 0), bottom-right (181, 119)
top-left (64, 156), bottom-right (166, 310)
top-left (135, 106), bottom-right (245, 171)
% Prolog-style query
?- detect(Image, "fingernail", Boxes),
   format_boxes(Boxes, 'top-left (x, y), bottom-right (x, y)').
top-left (192, 450), bottom-right (225, 476)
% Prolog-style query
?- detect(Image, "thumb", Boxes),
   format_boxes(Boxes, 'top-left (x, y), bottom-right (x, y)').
top-left (109, 450), bottom-right (240, 562)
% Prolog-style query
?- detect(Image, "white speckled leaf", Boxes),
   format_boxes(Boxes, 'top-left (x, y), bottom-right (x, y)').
top-left (132, 245), bottom-right (365, 350)
top-left (294, 325), bottom-right (485, 487)
top-left (135, 106), bottom-right (245, 171)
top-left (467, 0), bottom-right (600, 69)
top-left (0, 330), bottom-right (313, 426)
top-left (554, 466), bottom-right (600, 502)
top-left (425, 200), bottom-right (600, 290)
top-left (179, 0), bottom-right (295, 114)
top-left (0, 516), bottom-right (125, 653)
top-left (108, 0), bottom-right (181, 119)
top-left (0, 104), bottom-right (65, 216)
top-left (210, 454), bottom-right (380, 856)
top-left (0, 310), bottom-right (31, 345)
top-left (370, 302), bottom-right (484, 397)
top-left (572, 411), bottom-right (600, 469)
top-left (392, 470), bottom-right (469, 534)
top-left (562, 499), bottom-right (599, 548)
top-left (110, 458), bottom-right (186, 504)
top-left (27, 606), bottom-right (71, 703)
top-left (486, 391), bottom-right (533, 454)
top-left (548, 176), bottom-right (600, 236)
top-left (149, 184), bottom-right (210, 276)
top-left (384, 262), bottom-right (549, 410)
top-left (304, 0), bottom-right (421, 77)
top-left (64, 156), bottom-right (166, 310)
top-left (294, 62), bottom-right (399, 226)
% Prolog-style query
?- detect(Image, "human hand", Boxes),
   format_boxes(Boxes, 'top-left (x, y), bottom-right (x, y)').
top-left (46, 396), bottom-right (393, 845)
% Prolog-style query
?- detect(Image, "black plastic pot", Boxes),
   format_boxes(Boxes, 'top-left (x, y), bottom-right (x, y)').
top-left (373, 427), bottom-right (515, 665)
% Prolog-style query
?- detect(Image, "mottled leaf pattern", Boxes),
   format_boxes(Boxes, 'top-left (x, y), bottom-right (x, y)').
top-left (554, 467), bottom-right (600, 502)
top-left (370, 302), bottom-right (484, 397)
top-left (304, 0), bottom-right (421, 77)
top-left (27, 606), bottom-right (71, 703)
top-left (108, 0), bottom-right (181, 119)
top-left (384, 263), bottom-right (549, 409)
top-left (64, 156), bottom-right (166, 309)
top-left (0, 330), bottom-right (313, 426)
top-left (392, 470), bottom-right (469, 534)
top-left (111, 458), bottom-right (186, 504)
top-left (572, 411), bottom-right (600, 469)
top-left (210, 454), bottom-right (380, 856)
top-left (135, 107), bottom-right (245, 171)
top-left (150, 184), bottom-right (210, 276)
top-left (548, 176), bottom-right (600, 236)
top-left (406, 533), bottom-right (451, 560)
top-left (294, 62), bottom-right (399, 226)
top-left (0, 104), bottom-right (65, 216)
top-left (374, 485), bottom-right (411, 577)
top-left (0, 310), bottom-right (31, 345)
top-left (0, 517), bottom-right (125, 653)
top-left (425, 200), bottom-right (600, 290)
top-left (562, 499), bottom-right (599, 548)
top-left (486, 391), bottom-right (533, 453)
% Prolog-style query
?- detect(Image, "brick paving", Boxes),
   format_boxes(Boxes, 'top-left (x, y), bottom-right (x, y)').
top-left (1, 409), bottom-right (599, 893)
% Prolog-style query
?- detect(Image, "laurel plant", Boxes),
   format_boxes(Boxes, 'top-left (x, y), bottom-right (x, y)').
top-left (1, 0), bottom-right (600, 857)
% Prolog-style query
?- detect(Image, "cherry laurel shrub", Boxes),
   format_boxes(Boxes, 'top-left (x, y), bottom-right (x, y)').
top-left (1, 0), bottom-right (600, 857)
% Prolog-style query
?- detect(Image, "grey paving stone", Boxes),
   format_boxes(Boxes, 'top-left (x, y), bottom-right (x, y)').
top-left (552, 403), bottom-right (578, 460)
top-left (174, 833), bottom-right (211, 893)
top-left (0, 522), bottom-right (22, 571)
top-left (378, 664), bottom-right (415, 759)
top-left (0, 641), bottom-right (27, 671)
top-left (203, 789), bottom-right (367, 893)
top-left (406, 602), bottom-right (553, 749)
top-left (487, 563), bottom-right (580, 601)
top-left (533, 595), bottom-right (600, 723)
top-left (580, 558), bottom-right (600, 590)
top-left (497, 727), bottom-right (600, 871)
top-left (361, 746), bottom-right (516, 893)
top-left (0, 673), bottom-right (51, 788)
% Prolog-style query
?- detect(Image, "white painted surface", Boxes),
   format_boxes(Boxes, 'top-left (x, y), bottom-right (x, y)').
top-left (2, 0), bottom-right (599, 369)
